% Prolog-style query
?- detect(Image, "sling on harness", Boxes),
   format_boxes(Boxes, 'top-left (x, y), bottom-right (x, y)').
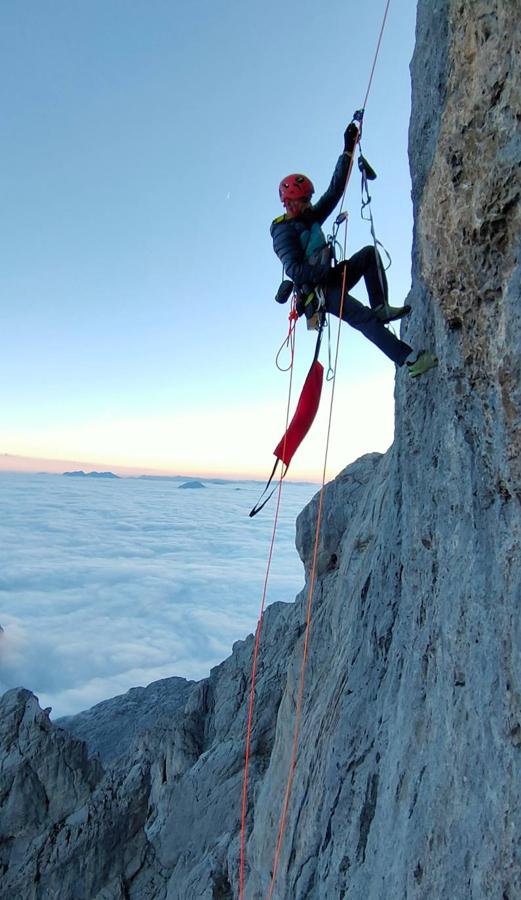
top-left (249, 322), bottom-right (325, 517)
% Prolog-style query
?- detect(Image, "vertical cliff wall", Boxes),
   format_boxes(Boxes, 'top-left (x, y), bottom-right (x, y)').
top-left (0, 2), bottom-right (519, 898)
top-left (246, 2), bottom-right (521, 897)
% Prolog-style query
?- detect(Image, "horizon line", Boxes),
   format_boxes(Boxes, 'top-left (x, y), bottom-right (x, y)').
top-left (0, 453), bottom-right (321, 484)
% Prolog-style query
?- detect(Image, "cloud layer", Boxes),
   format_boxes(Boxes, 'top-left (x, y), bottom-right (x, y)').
top-left (0, 473), bottom-right (318, 716)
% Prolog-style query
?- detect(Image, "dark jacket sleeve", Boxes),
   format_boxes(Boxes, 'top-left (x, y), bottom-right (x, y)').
top-left (270, 218), bottom-right (331, 288)
top-left (312, 153), bottom-right (352, 224)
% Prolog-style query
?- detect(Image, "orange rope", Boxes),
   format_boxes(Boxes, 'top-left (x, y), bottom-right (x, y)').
top-left (267, 224), bottom-right (350, 899)
top-left (275, 307), bottom-right (299, 372)
top-left (267, 1), bottom-right (392, 891)
top-left (362, 0), bottom-right (392, 110)
top-left (338, 0), bottom-right (392, 215)
top-left (239, 301), bottom-right (297, 900)
top-left (240, 5), bottom-right (392, 891)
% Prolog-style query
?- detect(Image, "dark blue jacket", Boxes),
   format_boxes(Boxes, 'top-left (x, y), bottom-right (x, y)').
top-left (270, 152), bottom-right (351, 291)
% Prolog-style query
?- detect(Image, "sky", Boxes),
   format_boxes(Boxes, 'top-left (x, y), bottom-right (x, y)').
top-left (0, 0), bottom-right (417, 481)
top-left (0, 473), bottom-right (319, 716)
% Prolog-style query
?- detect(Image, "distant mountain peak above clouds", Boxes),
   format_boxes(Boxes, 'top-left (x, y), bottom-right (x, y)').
top-left (63, 471), bottom-right (120, 479)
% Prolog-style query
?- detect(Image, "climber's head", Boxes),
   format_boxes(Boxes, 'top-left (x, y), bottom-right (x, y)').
top-left (279, 173), bottom-right (314, 217)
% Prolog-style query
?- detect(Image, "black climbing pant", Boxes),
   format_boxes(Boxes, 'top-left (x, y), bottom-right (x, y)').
top-left (323, 246), bottom-right (412, 366)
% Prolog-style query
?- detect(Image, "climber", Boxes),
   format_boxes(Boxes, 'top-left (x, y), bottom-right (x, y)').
top-left (271, 116), bottom-right (438, 377)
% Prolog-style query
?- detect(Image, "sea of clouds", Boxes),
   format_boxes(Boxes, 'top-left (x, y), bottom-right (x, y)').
top-left (0, 473), bottom-right (318, 717)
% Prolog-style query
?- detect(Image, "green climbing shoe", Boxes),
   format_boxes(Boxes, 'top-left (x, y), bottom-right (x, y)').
top-left (407, 350), bottom-right (438, 377)
top-left (374, 303), bottom-right (412, 324)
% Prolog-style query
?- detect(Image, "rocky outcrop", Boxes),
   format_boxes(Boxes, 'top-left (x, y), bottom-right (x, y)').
top-left (57, 677), bottom-right (194, 764)
top-left (1, 1), bottom-right (519, 898)
top-left (0, 604), bottom-right (301, 899)
top-left (0, 689), bottom-right (102, 834)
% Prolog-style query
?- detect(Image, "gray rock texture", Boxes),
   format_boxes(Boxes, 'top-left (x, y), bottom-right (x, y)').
top-left (57, 677), bottom-right (194, 764)
top-left (1, 1), bottom-right (520, 898)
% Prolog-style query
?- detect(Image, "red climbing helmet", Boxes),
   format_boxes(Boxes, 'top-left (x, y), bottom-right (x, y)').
top-left (279, 173), bottom-right (315, 205)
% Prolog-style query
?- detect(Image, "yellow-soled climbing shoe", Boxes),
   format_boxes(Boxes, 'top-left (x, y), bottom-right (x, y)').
top-left (374, 302), bottom-right (412, 323)
top-left (407, 350), bottom-right (438, 377)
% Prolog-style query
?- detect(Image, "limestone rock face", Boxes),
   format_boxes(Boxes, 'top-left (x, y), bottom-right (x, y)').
top-left (0, 689), bottom-right (102, 836)
top-left (0, 687), bottom-right (167, 900)
top-left (57, 676), bottom-right (194, 763)
top-left (1, 1), bottom-right (520, 898)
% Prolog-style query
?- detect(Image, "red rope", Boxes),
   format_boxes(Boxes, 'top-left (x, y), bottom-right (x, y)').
top-left (240, 4), bottom-right (392, 891)
top-left (362, 0), bottom-right (392, 110)
top-left (239, 301), bottom-right (297, 899)
top-left (267, 224), bottom-right (349, 898)
top-left (275, 305), bottom-right (299, 372)
top-left (267, 1), bottom-right (392, 890)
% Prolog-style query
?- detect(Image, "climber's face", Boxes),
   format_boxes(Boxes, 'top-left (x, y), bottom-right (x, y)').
top-left (285, 198), bottom-right (311, 219)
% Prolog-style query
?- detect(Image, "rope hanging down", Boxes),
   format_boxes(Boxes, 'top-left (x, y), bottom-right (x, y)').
top-left (240, 3), bottom-right (393, 895)
top-left (239, 301), bottom-right (298, 899)
top-left (267, 212), bottom-right (350, 900)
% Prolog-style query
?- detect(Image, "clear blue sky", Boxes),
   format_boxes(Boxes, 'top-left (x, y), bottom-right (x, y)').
top-left (0, 0), bottom-right (417, 479)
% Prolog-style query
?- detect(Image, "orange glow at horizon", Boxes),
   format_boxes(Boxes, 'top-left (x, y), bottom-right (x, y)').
top-left (0, 452), bottom-right (322, 483)
top-left (1, 372), bottom-right (394, 485)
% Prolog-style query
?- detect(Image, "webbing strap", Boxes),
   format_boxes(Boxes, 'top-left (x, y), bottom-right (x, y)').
top-left (248, 459), bottom-right (286, 518)
top-left (360, 164), bottom-right (392, 301)
top-left (312, 310), bottom-right (326, 362)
